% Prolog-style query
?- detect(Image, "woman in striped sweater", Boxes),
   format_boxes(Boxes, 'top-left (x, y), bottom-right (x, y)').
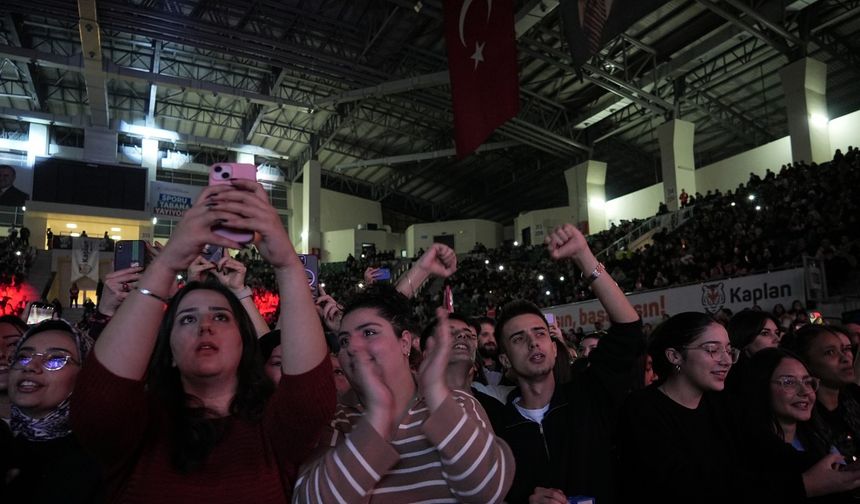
top-left (294, 284), bottom-right (515, 503)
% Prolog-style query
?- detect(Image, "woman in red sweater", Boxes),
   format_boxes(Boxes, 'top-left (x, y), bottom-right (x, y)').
top-left (70, 179), bottom-right (335, 503)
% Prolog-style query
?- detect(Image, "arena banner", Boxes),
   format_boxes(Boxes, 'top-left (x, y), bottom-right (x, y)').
top-left (150, 181), bottom-right (202, 218)
top-left (71, 237), bottom-right (101, 283)
top-left (544, 268), bottom-right (805, 332)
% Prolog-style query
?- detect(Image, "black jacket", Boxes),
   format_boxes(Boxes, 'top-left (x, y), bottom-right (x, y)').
top-left (0, 185), bottom-right (29, 207)
top-left (494, 319), bottom-right (644, 504)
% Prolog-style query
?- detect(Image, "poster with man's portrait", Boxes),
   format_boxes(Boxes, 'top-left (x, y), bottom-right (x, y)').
top-left (0, 152), bottom-right (32, 208)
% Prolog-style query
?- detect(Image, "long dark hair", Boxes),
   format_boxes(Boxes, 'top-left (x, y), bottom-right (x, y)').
top-left (147, 280), bottom-right (273, 473)
top-left (741, 348), bottom-right (808, 442)
top-left (648, 311), bottom-right (718, 384)
top-left (727, 310), bottom-right (779, 352)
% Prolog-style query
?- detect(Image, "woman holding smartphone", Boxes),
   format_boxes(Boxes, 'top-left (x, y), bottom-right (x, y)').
top-left (741, 347), bottom-right (860, 501)
top-left (70, 180), bottom-right (335, 503)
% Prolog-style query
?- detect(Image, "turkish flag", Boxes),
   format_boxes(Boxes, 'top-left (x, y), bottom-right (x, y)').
top-left (444, 0), bottom-right (520, 158)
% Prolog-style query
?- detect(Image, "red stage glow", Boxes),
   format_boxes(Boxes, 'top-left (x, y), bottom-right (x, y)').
top-left (0, 282), bottom-right (40, 318)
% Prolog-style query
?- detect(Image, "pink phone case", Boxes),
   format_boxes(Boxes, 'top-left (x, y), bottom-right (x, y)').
top-left (209, 163), bottom-right (257, 244)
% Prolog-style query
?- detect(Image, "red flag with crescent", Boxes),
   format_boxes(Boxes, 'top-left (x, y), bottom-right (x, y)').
top-left (444, 0), bottom-right (519, 158)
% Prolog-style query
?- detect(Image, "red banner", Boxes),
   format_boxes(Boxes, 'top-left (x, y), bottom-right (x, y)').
top-left (444, 0), bottom-right (520, 158)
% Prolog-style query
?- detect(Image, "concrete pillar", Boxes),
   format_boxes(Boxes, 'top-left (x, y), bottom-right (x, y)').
top-left (657, 119), bottom-right (696, 211)
top-left (564, 160), bottom-right (607, 234)
top-left (26, 123), bottom-right (49, 166)
top-left (83, 127), bottom-right (117, 164)
top-left (779, 58), bottom-right (830, 165)
top-left (301, 160), bottom-right (321, 254)
top-left (235, 151), bottom-right (255, 164)
top-left (141, 138), bottom-right (159, 214)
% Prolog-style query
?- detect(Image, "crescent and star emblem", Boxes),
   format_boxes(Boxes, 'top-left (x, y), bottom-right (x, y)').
top-left (458, 0), bottom-right (493, 69)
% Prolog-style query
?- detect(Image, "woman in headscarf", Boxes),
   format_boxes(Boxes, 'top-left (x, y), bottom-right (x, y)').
top-left (1, 319), bottom-right (102, 503)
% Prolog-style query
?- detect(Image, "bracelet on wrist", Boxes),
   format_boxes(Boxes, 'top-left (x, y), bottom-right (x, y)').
top-left (581, 262), bottom-right (606, 288)
top-left (233, 286), bottom-right (253, 300)
top-left (135, 288), bottom-right (170, 306)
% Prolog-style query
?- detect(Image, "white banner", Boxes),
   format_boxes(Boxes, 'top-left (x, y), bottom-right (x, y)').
top-left (544, 268), bottom-right (805, 332)
top-left (150, 180), bottom-right (203, 218)
top-left (71, 237), bottom-right (101, 283)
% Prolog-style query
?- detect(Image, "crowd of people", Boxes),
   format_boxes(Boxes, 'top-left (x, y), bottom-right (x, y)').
top-left (1, 148), bottom-right (860, 503)
top-left (275, 148), bottom-right (856, 328)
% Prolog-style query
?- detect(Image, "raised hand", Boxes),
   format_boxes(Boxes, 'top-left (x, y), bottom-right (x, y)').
top-left (417, 307), bottom-right (453, 412)
top-left (98, 267), bottom-right (143, 317)
top-left (545, 223), bottom-right (590, 262)
top-left (206, 179), bottom-right (297, 269)
top-left (152, 185), bottom-right (247, 272)
top-left (212, 257), bottom-right (248, 292)
top-left (349, 342), bottom-right (395, 439)
top-left (187, 255), bottom-right (216, 282)
top-left (548, 319), bottom-right (562, 341)
top-left (315, 285), bottom-right (344, 332)
top-left (416, 243), bottom-right (457, 278)
top-left (363, 267), bottom-right (381, 285)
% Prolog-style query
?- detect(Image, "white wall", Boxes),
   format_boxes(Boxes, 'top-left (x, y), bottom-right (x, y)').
top-left (605, 184), bottom-right (664, 226)
top-left (321, 229), bottom-right (405, 262)
top-left (406, 219), bottom-right (502, 256)
top-left (600, 109), bottom-right (860, 227)
top-left (829, 109), bottom-right (860, 154)
top-left (695, 137), bottom-right (792, 193)
top-left (513, 207), bottom-right (576, 245)
top-left (289, 183), bottom-right (383, 245)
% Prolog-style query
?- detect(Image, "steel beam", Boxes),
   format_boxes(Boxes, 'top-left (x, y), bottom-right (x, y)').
top-left (2, 15), bottom-right (47, 112)
top-left (77, 0), bottom-right (109, 127)
top-left (146, 39), bottom-right (161, 127)
top-left (696, 0), bottom-right (793, 56)
top-left (335, 140), bottom-right (521, 171)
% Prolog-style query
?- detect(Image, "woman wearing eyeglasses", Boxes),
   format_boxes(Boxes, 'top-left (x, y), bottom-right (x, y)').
top-left (1, 320), bottom-right (102, 503)
top-left (741, 347), bottom-right (860, 501)
top-left (783, 325), bottom-right (860, 480)
top-left (615, 312), bottom-right (754, 504)
top-left (725, 310), bottom-right (782, 393)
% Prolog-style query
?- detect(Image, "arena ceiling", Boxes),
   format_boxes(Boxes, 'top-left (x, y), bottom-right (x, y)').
top-left (0, 0), bottom-right (858, 225)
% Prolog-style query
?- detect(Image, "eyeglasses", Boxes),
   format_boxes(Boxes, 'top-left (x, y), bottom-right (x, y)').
top-left (771, 376), bottom-right (820, 393)
top-left (682, 343), bottom-right (740, 364)
top-left (11, 351), bottom-right (80, 371)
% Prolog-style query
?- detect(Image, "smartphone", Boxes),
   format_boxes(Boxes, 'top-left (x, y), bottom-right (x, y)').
top-left (298, 254), bottom-right (319, 299)
top-left (26, 302), bottom-right (55, 325)
top-left (376, 268), bottom-right (391, 281)
top-left (545, 313), bottom-right (556, 326)
top-left (201, 244), bottom-right (225, 263)
top-left (208, 163), bottom-right (257, 244)
top-left (115, 240), bottom-right (148, 270)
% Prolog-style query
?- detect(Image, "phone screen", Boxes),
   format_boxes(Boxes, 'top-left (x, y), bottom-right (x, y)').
top-left (115, 240), bottom-right (147, 270)
top-left (298, 254), bottom-right (319, 299)
top-left (27, 303), bottom-right (55, 325)
top-left (545, 313), bottom-right (556, 325)
top-left (201, 244), bottom-right (224, 263)
top-left (376, 268), bottom-right (391, 281)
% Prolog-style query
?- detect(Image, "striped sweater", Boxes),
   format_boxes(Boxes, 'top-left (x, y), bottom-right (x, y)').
top-left (293, 389), bottom-right (515, 503)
